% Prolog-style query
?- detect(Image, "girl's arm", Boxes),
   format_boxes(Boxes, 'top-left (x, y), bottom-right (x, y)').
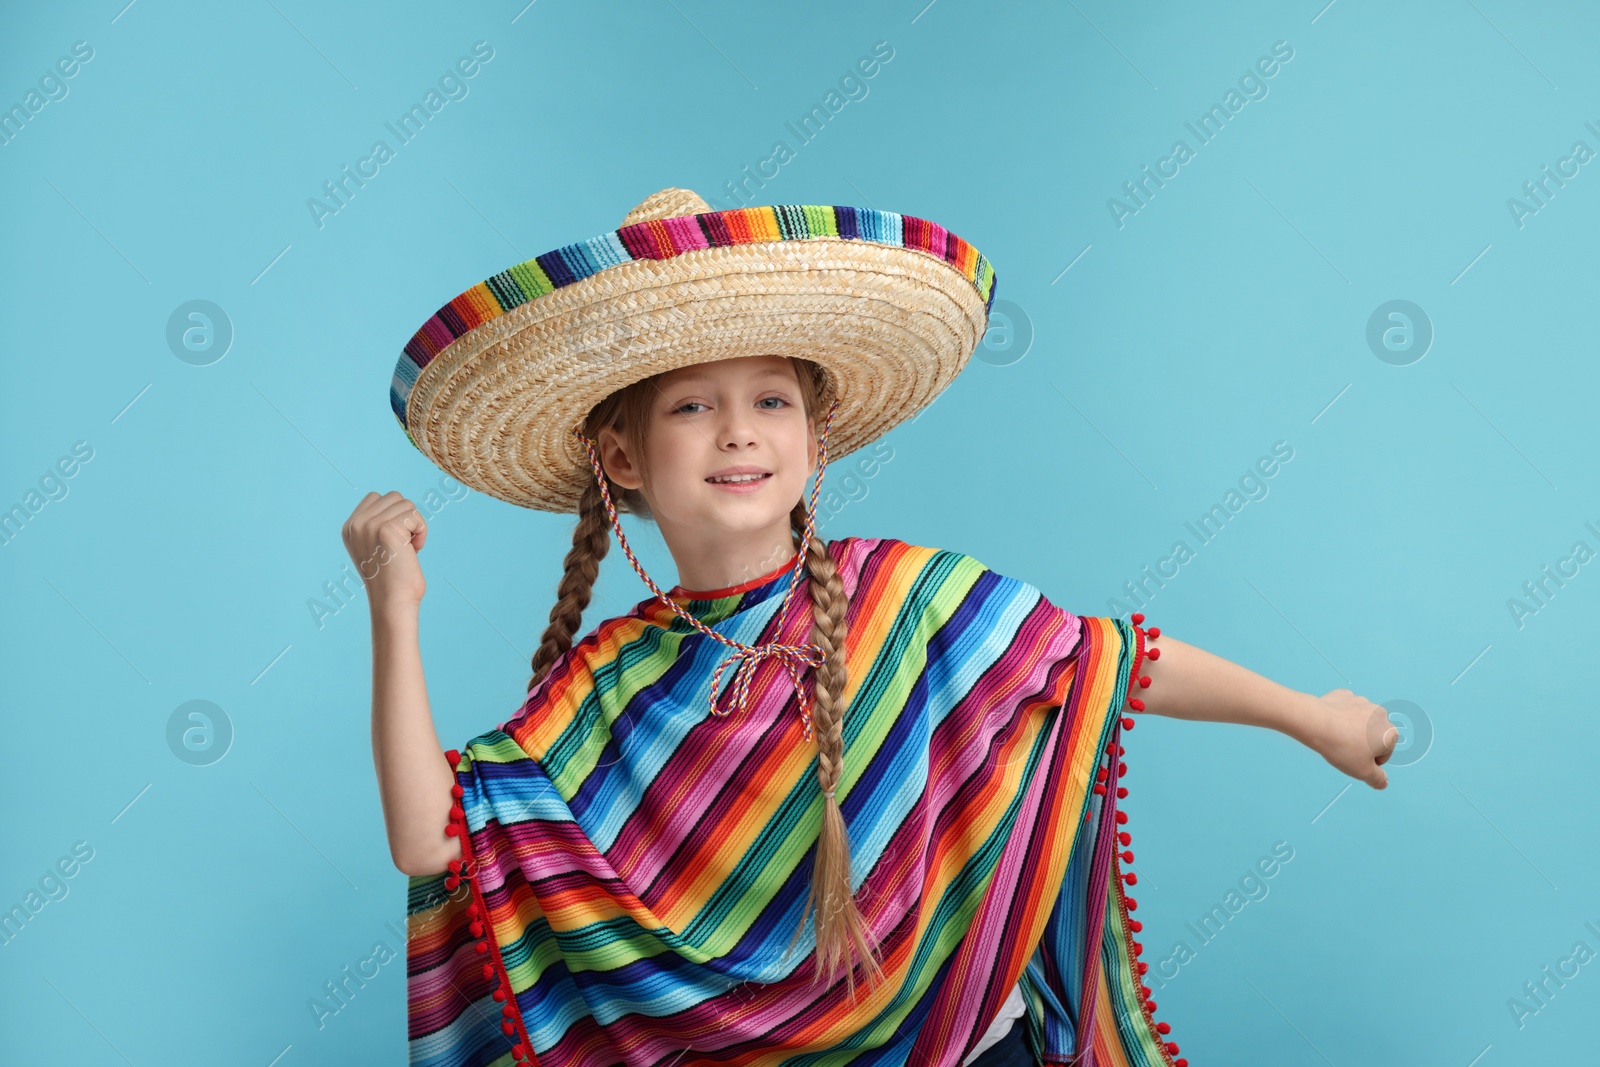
top-left (1128, 632), bottom-right (1400, 789)
top-left (343, 491), bottom-right (459, 876)
top-left (370, 603), bottom-right (458, 875)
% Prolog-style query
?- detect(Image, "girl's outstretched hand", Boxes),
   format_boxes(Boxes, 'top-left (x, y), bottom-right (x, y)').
top-left (1308, 688), bottom-right (1400, 789)
top-left (342, 491), bottom-right (428, 617)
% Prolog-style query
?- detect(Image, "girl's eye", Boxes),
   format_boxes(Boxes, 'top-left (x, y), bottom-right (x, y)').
top-left (674, 397), bottom-right (787, 414)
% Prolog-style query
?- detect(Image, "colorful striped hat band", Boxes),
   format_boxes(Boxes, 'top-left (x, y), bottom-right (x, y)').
top-left (389, 186), bottom-right (997, 514)
top-left (569, 395), bottom-right (840, 759)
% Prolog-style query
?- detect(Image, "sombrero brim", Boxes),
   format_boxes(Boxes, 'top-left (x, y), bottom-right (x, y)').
top-left (391, 204), bottom-right (997, 513)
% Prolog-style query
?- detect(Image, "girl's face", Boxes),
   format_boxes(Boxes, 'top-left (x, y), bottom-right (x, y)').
top-left (601, 355), bottom-right (817, 550)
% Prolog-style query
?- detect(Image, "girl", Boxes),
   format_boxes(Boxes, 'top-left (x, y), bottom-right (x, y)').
top-left (347, 189), bottom-right (1397, 1067)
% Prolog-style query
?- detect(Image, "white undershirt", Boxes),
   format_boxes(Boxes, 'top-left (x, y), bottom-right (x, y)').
top-left (961, 980), bottom-right (1028, 1065)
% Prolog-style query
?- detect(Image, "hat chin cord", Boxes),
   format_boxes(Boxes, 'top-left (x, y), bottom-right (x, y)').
top-left (569, 398), bottom-right (841, 753)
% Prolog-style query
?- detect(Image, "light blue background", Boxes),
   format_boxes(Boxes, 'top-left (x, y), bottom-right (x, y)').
top-left (3, 1), bottom-right (1597, 1064)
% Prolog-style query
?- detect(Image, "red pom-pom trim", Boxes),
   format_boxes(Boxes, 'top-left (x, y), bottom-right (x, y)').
top-left (444, 749), bottom-right (460, 765)
top-left (1071, 613), bottom-right (1190, 1064)
top-left (1116, 614), bottom-right (1186, 1062)
top-left (443, 747), bottom-right (535, 1062)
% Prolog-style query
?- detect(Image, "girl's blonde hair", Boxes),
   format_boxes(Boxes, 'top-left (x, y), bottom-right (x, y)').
top-left (526, 357), bottom-right (886, 999)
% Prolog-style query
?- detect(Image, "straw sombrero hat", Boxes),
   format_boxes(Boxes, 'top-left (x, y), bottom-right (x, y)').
top-left (389, 186), bottom-right (998, 513)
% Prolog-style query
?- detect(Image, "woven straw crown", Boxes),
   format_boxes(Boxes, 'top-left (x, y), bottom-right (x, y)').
top-left (390, 187), bottom-right (998, 512)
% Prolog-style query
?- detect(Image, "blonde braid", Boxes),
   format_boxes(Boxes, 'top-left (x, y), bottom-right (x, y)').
top-left (785, 503), bottom-right (887, 1000)
top-left (526, 479), bottom-right (612, 694)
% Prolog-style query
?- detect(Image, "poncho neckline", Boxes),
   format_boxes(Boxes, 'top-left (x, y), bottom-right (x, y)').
top-left (665, 549), bottom-right (805, 603)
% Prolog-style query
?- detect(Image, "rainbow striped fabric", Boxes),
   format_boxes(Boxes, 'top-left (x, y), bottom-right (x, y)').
top-left (405, 536), bottom-right (1178, 1067)
top-left (389, 204), bottom-right (998, 452)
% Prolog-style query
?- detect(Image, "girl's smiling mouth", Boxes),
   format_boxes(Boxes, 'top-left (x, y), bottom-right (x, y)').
top-left (706, 466), bottom-right (773, 491)
top-left (706, 474), bottom-right (772, 491)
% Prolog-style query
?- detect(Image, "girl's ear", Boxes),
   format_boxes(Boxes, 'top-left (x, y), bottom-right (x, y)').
top-left (596, 425), bottom-right (644, 490)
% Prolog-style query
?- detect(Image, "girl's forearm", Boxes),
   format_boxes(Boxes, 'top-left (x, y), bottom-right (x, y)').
top-left (371, 603), bottom-right (458, 876)
top-left (1127, 632), bottom-right (1325, 750)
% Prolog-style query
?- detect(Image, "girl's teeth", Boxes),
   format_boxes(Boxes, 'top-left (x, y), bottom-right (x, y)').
top-left (711, 473), bottom-right (766, 483)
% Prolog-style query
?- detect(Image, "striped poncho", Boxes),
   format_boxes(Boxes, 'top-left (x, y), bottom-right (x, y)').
top-left (406, 536), bottom-right (1182, 1067)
